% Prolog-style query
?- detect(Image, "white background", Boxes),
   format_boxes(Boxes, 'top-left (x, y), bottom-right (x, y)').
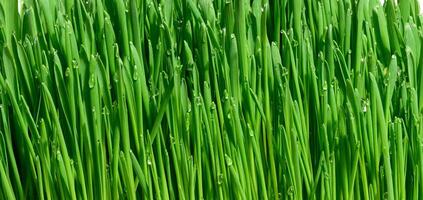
top-left (16, 0), bottom-right (423, 15)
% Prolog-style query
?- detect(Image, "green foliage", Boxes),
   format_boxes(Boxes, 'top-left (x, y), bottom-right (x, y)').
top-left (0, 0), bottom-right (423, 199)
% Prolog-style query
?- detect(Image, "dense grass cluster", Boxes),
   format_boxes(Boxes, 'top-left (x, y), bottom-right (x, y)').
top-left (1, 0), bottom-right (423, 199)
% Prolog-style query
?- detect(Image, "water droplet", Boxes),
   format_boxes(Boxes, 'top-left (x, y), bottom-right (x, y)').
top-left (89, 74), bottom-right (95, 88)
top-left (170, 136), bottom-right (176, 144)
top-left (102, 107), bottom-right (109, 115)
top-left (133, 71), bottom-right (139, 81)
top-left (210, 102), bottom-right (216, 116)
top-left (65, 67), bottom-right (71, 77)
top-left (195, 96), bottom-right (202, 106)
top-left (287, 186), bottom-right (295, 196)
top-left (324, 172), bottom-right (329, 180)
top-left (187, 103), bottom-right (192, 113)
top-left (247, 124), bottom-right (254, 137)
top-left (292, 40), bottom-right (299, 47)
top-left (72, 60), bottom-right (79, 69)
top-left (210, 102), bottom-right (216, 112)
top-left (113, 73), bottom-right (119, 83)
top-left (322, 81), bottom-right (328, 91)
top-left (147, 158), bottom-right (152, 165)
top-left (383, 192), bottom-right (388, 200)
top-left (225, 154), bottom-right (233, 166)
top-left (223, 91), bottom-right (229, 101)
top-left (217, 173), bottom-right (223, 185)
